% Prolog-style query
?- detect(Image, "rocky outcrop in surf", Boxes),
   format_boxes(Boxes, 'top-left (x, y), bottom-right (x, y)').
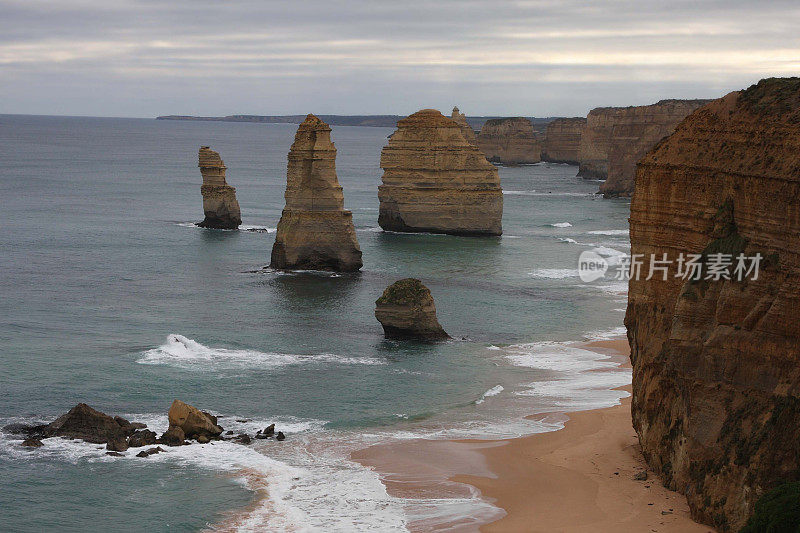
top-left (197, 147), bottom-right (242, 229)
top-left (270, 114), bottom-right (363, 272)
top-left (476, 117), bottom-right (541, 165)
top-left (627, 78), bottom-right (800, 531)
top-left (167, 399), bottom-right (223, 441)
top-left (450, 106), bottom-right (478, 145)
top-left (378, 109), bottom-right (503, 236)
top-left (542, 117), bottom-right (585, 164)
top-left (375, 278), bottom-right (449, 340)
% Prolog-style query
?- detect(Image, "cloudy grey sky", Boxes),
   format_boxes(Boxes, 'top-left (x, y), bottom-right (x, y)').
top-left (2, 0), bottom-right (798, 118)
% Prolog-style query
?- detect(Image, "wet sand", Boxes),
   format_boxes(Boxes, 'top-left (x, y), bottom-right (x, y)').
top-left (353, 339), bottom-right (713, 532)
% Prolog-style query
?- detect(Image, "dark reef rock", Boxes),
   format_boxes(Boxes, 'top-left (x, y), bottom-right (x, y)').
top-left (44, 403), bottom-right (127, 444)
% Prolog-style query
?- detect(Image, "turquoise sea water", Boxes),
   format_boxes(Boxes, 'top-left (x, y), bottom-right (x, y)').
top-left (0, 114), bottom-right (631, 531)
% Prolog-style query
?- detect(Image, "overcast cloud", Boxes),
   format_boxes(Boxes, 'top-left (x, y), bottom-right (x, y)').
top-left (1, 0), bottom-right (798, 117)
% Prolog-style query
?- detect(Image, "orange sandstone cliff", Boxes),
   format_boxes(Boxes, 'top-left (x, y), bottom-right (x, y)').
top-left (378, 109), bottom-right (503, 236)
top-left (476, 117), bottom-right (541, 165)
top-left (542, 117), bottom-right (585, 164)
top-left (627, 78), bottom-right (800, 531)
top-left (600, 99), bottom-right (710, 197)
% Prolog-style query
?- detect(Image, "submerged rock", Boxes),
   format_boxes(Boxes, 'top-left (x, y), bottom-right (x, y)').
top-left (276, 431), bottom-right (286, 441)
top-left (378, 109), bottom-right (503, 236)
top-left (167, 400), bottom-right (223, 440)
top-left (197, 146), bottom-right (242, 229)
top-left (21, 438), bottom-right (43, 448)
top-left (375, 279), bottom-right (449, 340)
top-left (270, 114), bottom-right (363, 272)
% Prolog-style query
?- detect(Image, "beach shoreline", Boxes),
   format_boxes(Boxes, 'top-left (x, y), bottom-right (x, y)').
top-left (353, 338), bottom-right (713, 532)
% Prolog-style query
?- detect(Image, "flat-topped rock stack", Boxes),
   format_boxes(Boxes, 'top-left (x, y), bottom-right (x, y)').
top-left (270, 114), bottom-right (363, 271)
top-left (197, 147), bottom-right (242, 229)
top-left (450, 106), bottom-right (478, 145)
top-left (476, 117), bottom-right (541, 165)
top-left (542, 117), bottom-right (585, 164)
top-left (576, 107), bottom-right (623, 180)
top-left (378, 109), bottom-right (503, 236)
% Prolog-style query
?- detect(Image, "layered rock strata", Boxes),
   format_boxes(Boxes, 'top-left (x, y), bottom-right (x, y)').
top-left (375, 279), bottom-right (449, 340)
top-left (450, 106), bottom-right (478, 145)
top-left (542, 117), bottom-right (585, 164)
top-left (197, 147), bottom-right (242, 229)
top-left (627, 78), bottom-right (800, 531)
top-left (270, 114), bottom-right (363, 271)
top-left (599, 99), bottom-right (710, 197)
top-left (476, 117), bottom-right (541, 165)
top-left (378, 109), bottom-right (503, 236)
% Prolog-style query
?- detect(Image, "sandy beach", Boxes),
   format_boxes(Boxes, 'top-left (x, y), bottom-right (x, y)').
top-left (354, 338), bottom-right (713, 532)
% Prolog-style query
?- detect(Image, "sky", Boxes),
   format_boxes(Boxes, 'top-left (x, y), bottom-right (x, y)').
top-left (1, 0), bottom-right (799, 118)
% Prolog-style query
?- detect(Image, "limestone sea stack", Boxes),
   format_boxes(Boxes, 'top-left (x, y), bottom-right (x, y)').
top-left (375, 279), bottom-right (449, 340)
top-left (599, 99), bottom-right (710, 197)
top-left (476, 117), bottom-right (541, 165)
top-left (627, 78), bottom-right (800, 530)
top-left (378, 109), bottom-right (502, 236)
top-left (450, 106), bottom-right (478, 145)
top-left (542, 117), bottom-right (585, 164)
top-left (197, 147), bottom-right (242, 229)
top-left (270, 114), bottom-right (363, 271)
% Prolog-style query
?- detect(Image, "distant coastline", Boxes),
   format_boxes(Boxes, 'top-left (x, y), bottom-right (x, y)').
top-left (155, 113), bottom-right (560, 130)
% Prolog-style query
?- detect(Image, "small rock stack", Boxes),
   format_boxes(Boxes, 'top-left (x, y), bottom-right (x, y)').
top-left (197, 146), bottom-right (242, 229)
top-left (450, 106), bottom-right (478, 145)
top-left (375, 278), bottom-right (449, 340)
top-left (270, 115), bottom-right (363, 272)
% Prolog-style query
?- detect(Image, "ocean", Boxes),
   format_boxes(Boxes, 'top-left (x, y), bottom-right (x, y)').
top-left (0, 114), bottom-right (631, 531)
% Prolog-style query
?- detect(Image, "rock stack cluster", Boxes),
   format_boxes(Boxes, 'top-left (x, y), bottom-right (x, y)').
top-left (450, 106), bottom-right (478, 145)
top-left (542, 117), bottom-right (585, 164)
top-left (378, 109), bottom-right (503, 236)
top-left (375, 278), bottom-right (449, 340)
top-left (197, 147), bottom-right (242, 229)
top-left (627, 78), bottom-right (800, 530)
top-left (270, 114), bottom-right (363, 272)
top-left (476, 117), bottom-right (541, 165)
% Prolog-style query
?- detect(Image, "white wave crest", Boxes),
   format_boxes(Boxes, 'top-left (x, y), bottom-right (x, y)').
top-left (587, 229), bottom-right (628, 236)
top-left (529, 268), bottom-right (578, 279)
top-left (549, 222), bottom-right (573, 228)
top-left (137, 335), bottom-right (386, 370)
top-left (475, 385), bottom-right (504, 405)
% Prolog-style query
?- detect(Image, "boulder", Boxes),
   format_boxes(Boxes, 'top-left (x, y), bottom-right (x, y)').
top-left (167, 400), bottom-right (222, 439)
top-left (160, 426), bottom-right (185, 447)
top-left (106, 436), bottom-right (128, 452)
top-left (375, 279), bottom-right (449, 340)
top-left (276, 431), bottom-right (286, 441)
top-left (127, 429), bottom-right (157, 448)
top-left (44, 403), bottom-right (126, 444)
top-left (234, 434), bottom-right (252, 444)
top-left (21, 438), bottom-right (43, 448)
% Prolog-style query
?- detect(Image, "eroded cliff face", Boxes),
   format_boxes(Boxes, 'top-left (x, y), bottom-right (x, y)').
top-left (542, 117), bottom-right (585, 164)
top-left (628, 78), bottom-right (800, 531)
top-left (600, 99), bottom-right (710, 197)
top-left (476, 117), bottom-right (541, 165)
top-left (450, 106), bottom-right (478, 145)
top-left (378, 109), bottom-right (503, 236)
top-left (197, 147), bottom-right (242, 229)
top-left (270, 114), bottom-right (362, 271)
top-left (577, 107), bottom-right (620, 179)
